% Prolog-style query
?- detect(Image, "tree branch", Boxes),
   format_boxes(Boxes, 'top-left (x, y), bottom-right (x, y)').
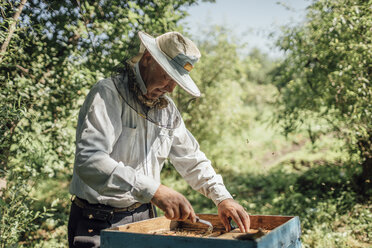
top-left (0, 0), bottom-right (27, 61)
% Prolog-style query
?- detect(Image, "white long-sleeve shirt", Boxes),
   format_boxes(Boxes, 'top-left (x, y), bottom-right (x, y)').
top-left (69, 68), bottom-right (232, 208)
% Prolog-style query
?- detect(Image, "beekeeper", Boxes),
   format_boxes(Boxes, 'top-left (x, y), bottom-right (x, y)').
top-left (68, 31), bottom-right (250, 248)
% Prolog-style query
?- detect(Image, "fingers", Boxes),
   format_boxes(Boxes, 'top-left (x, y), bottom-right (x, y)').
top-left (220, 214), bottom-right (231, 232)
top-left (179, 204), bottom-right (190, 221)
top-left (230, 210), bottom-right (246, 233)
top-left (229, 208), bottom-right (250, 233)
top-left (151, 184), bottom-right (197, 222)
top-left (168, 202), bottom-right (196, 222)
top-left (173, 205), bottom-right (180, 220)
top-left (164, 207), bottom-right (174, 219)
top-left (238, 209), bottom-right (250, 232)
top-left (189, 207), bottom-right (197, 223)
top-left (218, 199), bottom-right (251, 233)
top-left (179, 199), bottom-right (197, 222)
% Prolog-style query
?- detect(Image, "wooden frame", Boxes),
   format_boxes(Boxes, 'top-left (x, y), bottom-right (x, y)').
top-left (101, 214), bottom-right (301, 248)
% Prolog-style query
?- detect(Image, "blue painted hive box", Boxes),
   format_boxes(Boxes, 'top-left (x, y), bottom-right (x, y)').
top-left (101, 214), bottom-right (301, 248)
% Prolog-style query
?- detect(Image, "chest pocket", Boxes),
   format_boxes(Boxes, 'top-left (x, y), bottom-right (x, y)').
top-left (111, 126), bottom-right (138, 166)
top-left (155, 128), bottom-right (173, 161)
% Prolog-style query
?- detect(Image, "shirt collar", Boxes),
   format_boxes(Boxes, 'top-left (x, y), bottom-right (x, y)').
top-left (134, 62), bottom-right (147, 95)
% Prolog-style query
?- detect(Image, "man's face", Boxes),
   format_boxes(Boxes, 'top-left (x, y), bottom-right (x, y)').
top-left (139, 51), bottom-right (177, 100)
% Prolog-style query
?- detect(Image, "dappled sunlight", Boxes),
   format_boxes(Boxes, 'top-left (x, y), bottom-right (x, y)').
top-left (1, 0), bottom-right (370, 247)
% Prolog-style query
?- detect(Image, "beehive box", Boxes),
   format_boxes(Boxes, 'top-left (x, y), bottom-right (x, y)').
top-left (101, 214), bottom-right (301, 248)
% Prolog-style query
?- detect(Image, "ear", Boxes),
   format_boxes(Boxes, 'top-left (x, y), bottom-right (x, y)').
top-left (141, 50), bottom-right (152, 67)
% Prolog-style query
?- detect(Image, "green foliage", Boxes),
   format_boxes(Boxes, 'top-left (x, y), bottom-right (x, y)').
top-left (0, 1), bottom-right (47, 246)
top-left (26, 177), bottom-right (70, 247)
top-left (165, 158), bottom-right (371, 247)
top-left (170, 26), bottom-right (279, 173)
top-left (162, 25), bottom-right (370, 247)
top-left (0, 0), bottom-right (205, 246)
top-left (172, 26), bottom-right (250, 171)
top-left (2, 0), bottom-right (200, 178)
top-left (243, 48), bottom-right (276, 86)
top-left (1, 0), bottom-right (370, 246)
top-left (272, 0), bottom-right (372, 178)
top-left (0, 172), bottom-right (47, 248)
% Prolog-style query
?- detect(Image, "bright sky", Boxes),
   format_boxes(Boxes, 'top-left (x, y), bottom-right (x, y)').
top-left (181, 0), bottom-right (312, 58)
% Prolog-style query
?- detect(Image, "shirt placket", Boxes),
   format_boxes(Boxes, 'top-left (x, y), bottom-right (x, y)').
top-left (144, 113), bottom-right (150, 177)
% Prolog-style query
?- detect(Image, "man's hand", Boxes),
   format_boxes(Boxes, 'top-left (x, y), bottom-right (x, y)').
top-left (218, 198), bottom-right (250, 233)
top-left (151, 184), bottom-right (197, 223)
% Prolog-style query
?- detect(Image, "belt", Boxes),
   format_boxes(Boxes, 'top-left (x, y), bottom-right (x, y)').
top-left (71, 195), bottom-right (143, 213)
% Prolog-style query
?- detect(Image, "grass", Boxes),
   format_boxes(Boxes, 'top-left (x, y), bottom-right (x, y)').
top-left (160, 101), bottom-right (371, 247)
top-left (27, 83), bottom-right (371, 247)
top-left (162, 157), bottom-right (371, 247)
top-left (28, 154), bottom-right (372, 247)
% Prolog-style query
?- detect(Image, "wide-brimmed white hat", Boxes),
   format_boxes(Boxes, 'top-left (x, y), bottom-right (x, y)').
top-left (138, 31), bottom-right (201, 97)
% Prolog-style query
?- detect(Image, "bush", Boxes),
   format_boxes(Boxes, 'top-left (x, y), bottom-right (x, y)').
top-left (0, 172), bottom-right (46, 248)
top-left (272, 0), bottom-right (372, 189)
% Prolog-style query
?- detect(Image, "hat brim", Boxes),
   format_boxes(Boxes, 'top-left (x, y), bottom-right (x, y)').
top-left (138, 31), bottom-right (201, 98)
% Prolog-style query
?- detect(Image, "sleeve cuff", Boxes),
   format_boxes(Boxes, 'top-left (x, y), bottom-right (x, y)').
top-left (131, 174), bottom-right (161, 203)
top-left (210, 187), bottom-right (234, 206)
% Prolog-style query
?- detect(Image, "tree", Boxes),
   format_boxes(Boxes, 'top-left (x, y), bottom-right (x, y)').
top-left (0, 1), bottom-right (46, 246)
top-left (0, 0), bottom-right (211, 246)
top-left (170, 26), bottom-right (255, 173)
top-left (272, 0), bottom-right (371, 193)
